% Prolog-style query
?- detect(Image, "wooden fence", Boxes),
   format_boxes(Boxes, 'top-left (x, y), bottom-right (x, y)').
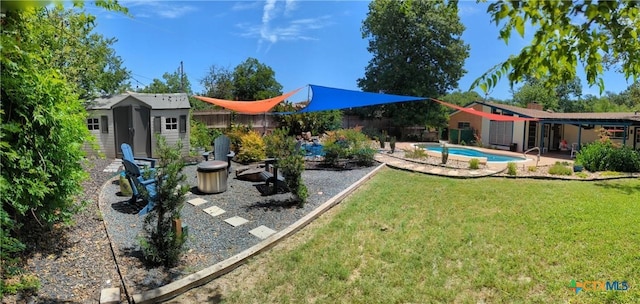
top-left (191, 110), bottom-right (438, 141)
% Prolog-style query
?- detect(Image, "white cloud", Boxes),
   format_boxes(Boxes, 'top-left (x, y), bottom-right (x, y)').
top-left (121, 0), bottom-right (196, 19)
top-left (236, 0), bottom-right (330, 50)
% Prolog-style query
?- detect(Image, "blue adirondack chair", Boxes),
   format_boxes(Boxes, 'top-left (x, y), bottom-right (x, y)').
top-left (122, 159), bottom-right (157, 216)
top-left (121, 143), bottom-right (157, 168)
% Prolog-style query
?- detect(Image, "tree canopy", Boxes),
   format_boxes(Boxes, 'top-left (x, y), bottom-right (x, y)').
top-left (473, 0), bottom-right (640, 94)
top-left (232, 57), bottom-right (283, 100)
top-left (358, 0), bottom-right (469, 128)
top-left (138, 67), bottom-right (192, 94)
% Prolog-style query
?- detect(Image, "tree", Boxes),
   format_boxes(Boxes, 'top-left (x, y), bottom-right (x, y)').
top-left (232, 57), bottom-right (283, 100)
top-left (473, 0), bottom-right (640, 94)
top-left (26, 5), bottom-right (130, 99)
top-left (200, 64), bottom-right (234, 100)
top-left (138, 68), bottom-right (192, 94)
top-left (439, 90), bottom-right (483, 106)
top-left (511, 80), bottom-right (558, 110)
top-left (358, 0), bottom-right (469, 129)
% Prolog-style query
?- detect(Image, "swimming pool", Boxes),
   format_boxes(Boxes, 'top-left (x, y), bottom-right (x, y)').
top-left (417, 144), bottom-right (527, 163)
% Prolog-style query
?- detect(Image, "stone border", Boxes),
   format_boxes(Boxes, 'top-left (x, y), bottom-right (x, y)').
top-left (123, 163), bottom-right (387, 303)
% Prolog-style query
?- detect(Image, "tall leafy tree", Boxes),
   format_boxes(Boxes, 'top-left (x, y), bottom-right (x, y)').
top-left (232, 57), bottom-right (283, 100)
top-left (511, 80), bottom-right (558, 110)
top-left (474, 0), bottom-right (640, 94)
top-left (25, 5), bottom-right (130, 99)
top-left (200, 64), bottom-right (235, 100)
top-left (138, 67), bottom-right (192, 94)
top-left (358, 0), bottom-right (469, 128)
top-left (439, 90), bottom-right (483, 106)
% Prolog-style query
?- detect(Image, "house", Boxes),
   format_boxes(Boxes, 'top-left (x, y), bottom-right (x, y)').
top-left (448, 101), bottom-right (640, 153)
top-left (86, 92), bottom-right (191, 159)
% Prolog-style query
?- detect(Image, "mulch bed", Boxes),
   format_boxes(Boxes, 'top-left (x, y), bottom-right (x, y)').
top-left (3, 159), bottom-right (121, 304)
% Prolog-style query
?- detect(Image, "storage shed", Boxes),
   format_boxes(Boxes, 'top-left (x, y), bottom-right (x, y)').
top-left (86, 92), bottom-right (191, 159)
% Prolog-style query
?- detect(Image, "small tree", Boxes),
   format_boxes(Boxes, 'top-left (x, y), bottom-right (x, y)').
top-left (138, 136), bottom-right (189, 267)
top-left (264, 128), bottom-right (308, 207)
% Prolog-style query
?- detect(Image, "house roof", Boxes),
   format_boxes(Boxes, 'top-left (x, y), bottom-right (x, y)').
top-left (469, 101), bottom-right (640, 122)
top-left (87, 92), bottom-right (191, 110)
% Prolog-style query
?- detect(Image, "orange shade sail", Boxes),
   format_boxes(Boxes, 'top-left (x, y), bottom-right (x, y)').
top-left (193, 88), bottom-right (302, 114)
top-left (431, 98), bottom-right (538, 122)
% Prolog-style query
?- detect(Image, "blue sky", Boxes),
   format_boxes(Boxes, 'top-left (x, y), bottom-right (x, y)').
top-left (90, 0), bottom-right (633, 101)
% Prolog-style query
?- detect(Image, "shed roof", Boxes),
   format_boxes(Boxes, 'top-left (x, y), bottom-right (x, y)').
top-left (87, 92), bottom-right (191, 110)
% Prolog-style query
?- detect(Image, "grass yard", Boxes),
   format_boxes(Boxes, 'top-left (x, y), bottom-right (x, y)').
top-left (223, 168), bottom-right (640, 303)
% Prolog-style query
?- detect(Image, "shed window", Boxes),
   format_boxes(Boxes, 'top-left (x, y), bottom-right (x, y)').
top-left (179, 115), bottom-right (187, 133)
top-left (166, 117), bottom-right (177, 130)
top-left (457, 122), bottom-right (471, 129)
top-left (602, 126), bottom-right (625, 139)
top-left (87, 118), bottom-right (99, 130)
top-left (100, 116), bottom-right (108, 134)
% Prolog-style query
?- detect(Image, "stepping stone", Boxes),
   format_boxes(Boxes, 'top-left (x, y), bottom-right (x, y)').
top-left (100, 287), bottom-right (120, 304)
top-left (469, 170), bottom-right (480, 175)
top-left (249, 225), bottom-right (276, 239)
top-left (429, 168), bottom-right (443, 174)
top-left (203, 206), bottom-right (225, 217)
top-left (448, 170), bottom-right (459, 176)
top-left (187, 198), bottom-right (207, 206)
top-left (224, 216), bottom-right (249, 227)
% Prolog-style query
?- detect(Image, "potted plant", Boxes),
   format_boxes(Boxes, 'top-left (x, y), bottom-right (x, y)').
top-left (389, 136), bottom-right (396, 154)
top-left (441, 143), bottom-right (449, 165)
top-left (573, 161), bottom-right (584, 172)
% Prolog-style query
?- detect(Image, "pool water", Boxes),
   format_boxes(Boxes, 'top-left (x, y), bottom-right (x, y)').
top-left (418, 144), bottom-right (526, 163)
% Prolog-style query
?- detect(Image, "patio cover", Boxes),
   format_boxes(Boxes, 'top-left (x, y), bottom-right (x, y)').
top-left (431, 98), bottom-right (538, 122)
top-left (192, 88), bottom-right (301, 114)
top-left (296, 85), bottom-right (426, 113)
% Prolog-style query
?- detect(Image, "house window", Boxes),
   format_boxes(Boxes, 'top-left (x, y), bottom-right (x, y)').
top-left (489, 121), bottom-right (513, 146)
top-left (166, 117), bottom-right (177, 130)
top-left (179, 115), bottom-right (187, 133)
top-left (457, 122), bottom-right (471, 129)
top-left (100, 116), bottom-right (108, 134)
top-left (602, 126), bottom-right (626, 139)
top-left (87, 118), bottom-right (99, 130)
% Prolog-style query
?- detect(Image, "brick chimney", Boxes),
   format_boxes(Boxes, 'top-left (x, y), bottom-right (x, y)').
top-left (527, 102), bottom-right (543, 110)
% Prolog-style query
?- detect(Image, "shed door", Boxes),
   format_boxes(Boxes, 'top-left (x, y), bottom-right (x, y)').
top-left (114, 105), bottom-right (151, 158)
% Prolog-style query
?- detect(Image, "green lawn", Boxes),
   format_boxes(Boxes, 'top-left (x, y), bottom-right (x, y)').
top-left (225, 169), bottom-right (640, 303)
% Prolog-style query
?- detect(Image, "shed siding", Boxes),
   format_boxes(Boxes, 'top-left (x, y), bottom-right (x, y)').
top-left (150, 109), bottom-right (190, 157)
top-left (85, 110), bottom-right (116, 158)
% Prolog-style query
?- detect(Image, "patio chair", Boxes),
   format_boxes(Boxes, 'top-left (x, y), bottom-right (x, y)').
top-left (570, 143), bottom-right (579, 158)
top-left (121, 143), bottom-right (157, 169)
top-left (213, 135), bottom-right (235, 174)
top-left (122, 159), bottom-right (157, 216)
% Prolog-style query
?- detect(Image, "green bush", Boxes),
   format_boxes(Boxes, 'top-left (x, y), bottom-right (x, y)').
top-left (507, 162), bottom-right (517, 176)
top-left (272, 105), bottom-right (342, 136)
top-left (226, 124), bottom-right (252, 154)
top-left (190, 119), bottom-right (212, 152)
top-left (138, 136), bottom-right (189, 267)
top-left (404, 147), bottom-right (428, 160)
top-left (469, 158), bottom-right (480, 169)
top-left (548, 162), bottom-right (573, 176)
top-left (576, 141), bottom-right (640, 172)
top-left (264, 128), bottom-right (308, 206)
top-left (235, 131), bottom-right (266, 164)
top-left (322, 128), bottom-right (376, 167)
top-left (389, 136), bottom-right (396, 153)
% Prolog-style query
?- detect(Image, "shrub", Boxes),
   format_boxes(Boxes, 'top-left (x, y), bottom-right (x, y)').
top-left (264, 128), bottom-right (308, 206)
top-left (226, 124), bottom-right (252, 154)
top-left (235, 131), bottom-right (266, 164)
top-left (507, 162), bottom-right (517, 176)
top-left (548, 162), bottom-right (573, 176)
top-left (576, 141), bottom-right (640, 172)
top-left (404, 147), bottom-right (428, 160)
top-left (138, 136), bottom-right (189, 267)
top-left (469, 158), bottom-right (480, 169)
top-left (441, 145), bottom-right (449, 164)
top-left (190, 119), bottom-right (212, 152)
top-left (272, 105), bottom-right (342, 136)
top-left (323, 128), bottom-right (376, 167)
top-left (389, 136), bottom-right (397, 153)
top-left (527, 166), bottom-right (538, 172)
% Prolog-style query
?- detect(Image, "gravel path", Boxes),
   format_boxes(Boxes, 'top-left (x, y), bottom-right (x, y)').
top-left (99, 161), bottom-right (379, 297)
